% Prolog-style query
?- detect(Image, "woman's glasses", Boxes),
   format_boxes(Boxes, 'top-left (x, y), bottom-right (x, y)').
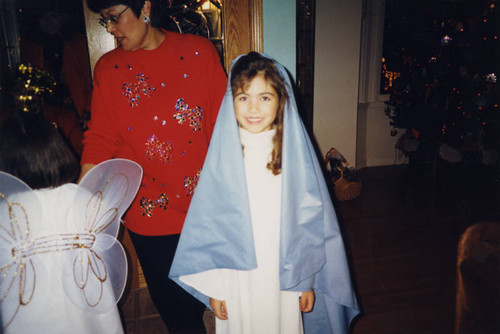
top-left (98, 6), bottom-right (129, 28)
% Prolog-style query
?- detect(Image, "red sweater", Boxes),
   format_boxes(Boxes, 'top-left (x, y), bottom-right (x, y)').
top-left (82, 31), bottom-right (227, 236)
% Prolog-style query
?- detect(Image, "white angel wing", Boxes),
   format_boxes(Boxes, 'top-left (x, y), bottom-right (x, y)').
top-left (0, 172), bottom-right (42, 330)
top-left (64, 159), bottom-right (143, 312)
top-left (74, 159), bottom-right (143, 237)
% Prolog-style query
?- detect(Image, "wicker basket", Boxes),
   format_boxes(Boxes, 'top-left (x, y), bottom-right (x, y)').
top-left (325, 148), bottom-right (362, 202)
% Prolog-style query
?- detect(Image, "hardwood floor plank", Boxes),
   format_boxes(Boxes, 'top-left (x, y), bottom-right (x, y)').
top-left (339, 164), bottom-right (499, 333)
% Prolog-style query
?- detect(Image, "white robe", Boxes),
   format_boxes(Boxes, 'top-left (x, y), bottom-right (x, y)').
top-left (3, 184), bottom-right (124, 334)
top-left (181, 128), bottom-right (303, 334)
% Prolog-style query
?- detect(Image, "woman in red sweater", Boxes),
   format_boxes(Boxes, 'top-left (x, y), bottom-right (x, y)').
top-left (81, 1), bottom-right (227, 333)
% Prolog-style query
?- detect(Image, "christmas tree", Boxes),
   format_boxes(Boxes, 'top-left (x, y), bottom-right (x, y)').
top-left (384, 0), bottom-right (500, 166)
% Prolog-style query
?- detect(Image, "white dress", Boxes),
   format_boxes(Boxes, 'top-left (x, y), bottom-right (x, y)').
top-left (2, 184), bottom-right (124, 334)
top-left (181, 128), bottom-right (303, 334)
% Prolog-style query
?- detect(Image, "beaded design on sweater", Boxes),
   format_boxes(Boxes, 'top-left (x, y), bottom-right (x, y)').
top-left (119, 58), bottom-right (205, 218)
top-left (174, 98), bottom-right (204, 132)
top-left (184, 168), bottom-right (202, 196)
top-left (145, 135), bottom-right (174, 165)
top-left (121, 72), bottom-right (156, 107)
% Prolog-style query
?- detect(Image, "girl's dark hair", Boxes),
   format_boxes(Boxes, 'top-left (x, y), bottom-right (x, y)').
top-left (0, 112), bottom-right (79, 189)
top-left (231, 52), bottom-right (288, 175)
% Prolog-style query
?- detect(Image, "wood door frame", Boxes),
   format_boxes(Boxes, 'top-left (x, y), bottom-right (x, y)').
top-left (222, 0), bottom-right (263, 72)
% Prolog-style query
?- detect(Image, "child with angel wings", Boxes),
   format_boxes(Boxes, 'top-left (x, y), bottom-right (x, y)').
top-left (0, 112), bottom-right (142, 333)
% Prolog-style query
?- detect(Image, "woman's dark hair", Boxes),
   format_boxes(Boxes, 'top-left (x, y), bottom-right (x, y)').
top-left (86, 0), bottom-right (145, 18)
top-left (230, 52), bottom-right (288, 175)
top-left (86, 0), bottom-right (166, 28)
top-left (0, 112), bottom-right (79, 189)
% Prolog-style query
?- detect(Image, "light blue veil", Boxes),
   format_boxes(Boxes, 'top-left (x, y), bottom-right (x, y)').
top-left (169, 53), bottom-right (359, 333)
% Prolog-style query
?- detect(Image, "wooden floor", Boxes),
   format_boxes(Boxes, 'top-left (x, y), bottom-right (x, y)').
top-left (120, 162), bottom-right (500, 333)
top-left (344, 162), bottom-right (500, 334)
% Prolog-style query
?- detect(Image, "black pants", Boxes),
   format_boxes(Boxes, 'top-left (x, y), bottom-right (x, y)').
top-left (128, 231), bottom-right (207, 334)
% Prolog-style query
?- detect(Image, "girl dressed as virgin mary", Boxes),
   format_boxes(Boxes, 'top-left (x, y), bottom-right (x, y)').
top-left (169, 52), bottom-right (360, 334)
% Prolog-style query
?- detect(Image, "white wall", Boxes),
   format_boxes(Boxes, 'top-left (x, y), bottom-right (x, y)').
top-left (263, 0), bottom-right (296, 80)
top-left (358, 102), bottom-right (402, 167)
top-left (313, 0), bottom-right (363, 166)
top-left (357, 0), bottom-right (403, 167)
top-left (262, 0), bottom-right (399, 168)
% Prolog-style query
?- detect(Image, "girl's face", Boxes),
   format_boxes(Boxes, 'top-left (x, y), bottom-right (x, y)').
top-left (101, 5), bottom-right (149, 52)
top-left (234, 74), bottom-right (279, 134)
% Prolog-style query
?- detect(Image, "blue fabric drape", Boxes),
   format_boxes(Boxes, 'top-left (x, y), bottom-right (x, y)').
top-left (169, 54), bottom-right (359, 333)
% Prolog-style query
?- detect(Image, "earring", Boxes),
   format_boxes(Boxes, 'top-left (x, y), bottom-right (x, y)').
top-left (143, 15), bottom-right (150, 24)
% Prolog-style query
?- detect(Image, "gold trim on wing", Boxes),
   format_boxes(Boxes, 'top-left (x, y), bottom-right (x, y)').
top-left (84, 173), bottom-right (129, 234)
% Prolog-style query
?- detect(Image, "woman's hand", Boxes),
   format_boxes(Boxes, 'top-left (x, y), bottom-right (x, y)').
top-left (300, 290), bottom-right (315, 312)
top-left (210, 298), bottom-right (228, 320)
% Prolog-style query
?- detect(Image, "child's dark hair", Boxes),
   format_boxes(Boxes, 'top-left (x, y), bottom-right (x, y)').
top-left (231, 52), bottom-right (288, 175)
top-left (0, 112), bottom-right (79, 189)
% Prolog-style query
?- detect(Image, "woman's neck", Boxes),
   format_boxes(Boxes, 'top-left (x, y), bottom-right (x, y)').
top-left (142, 27), bottom-right (165, 50)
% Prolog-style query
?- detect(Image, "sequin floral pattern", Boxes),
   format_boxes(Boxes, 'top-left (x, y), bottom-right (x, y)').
top-left (122, 72), bottom-right (156, 107)
top-left (173, 98), bottom-right (203, 131)
top-left (145, 134), bottom-right (174, 164)
top-left (140, 193), bottom-right (169, 217)
top-left (184, 168), bottom-right (202, 196)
